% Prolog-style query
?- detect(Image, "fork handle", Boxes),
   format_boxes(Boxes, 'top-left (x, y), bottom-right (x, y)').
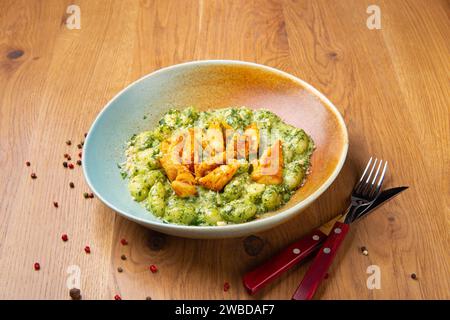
top-left (292, 221), bottom-right (350, 300)
top-left (243, 229), bottom-right (328, 295)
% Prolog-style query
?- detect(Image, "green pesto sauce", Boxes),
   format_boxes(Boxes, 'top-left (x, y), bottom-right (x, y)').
top-left (120, 107), bottom-right (314, 226)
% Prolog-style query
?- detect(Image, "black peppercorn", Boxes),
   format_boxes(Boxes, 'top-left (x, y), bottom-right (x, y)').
top-left (69, 288), bottom-right (82, 300)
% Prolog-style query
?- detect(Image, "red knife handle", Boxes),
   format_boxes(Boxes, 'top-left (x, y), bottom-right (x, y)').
top-left (243, 229), bottom-right (328, 295)
top-left (292, 221), bottom-right (350, 300)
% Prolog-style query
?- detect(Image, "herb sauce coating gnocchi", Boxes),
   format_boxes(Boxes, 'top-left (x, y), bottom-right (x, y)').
top-left (120, 107), bottom-right (314, 226)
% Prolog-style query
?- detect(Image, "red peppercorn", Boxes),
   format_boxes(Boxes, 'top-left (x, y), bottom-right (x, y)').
top-left (149, 265), bottom-right (158, 273)
top-left (26, 161), bottom-right (31, 166)
top-left (120, 238), bottom-right (128, 246)
top-left (34, 262), bottom-right (40, 270)
top-left (84, 246), bottom-right (91, 254)
top-left (114, 294), bottom-right (121, 300)
top-left (53, 201), bottom-right (59, 208)
top-left (68, 163), bottom-right (74, 169)
top-left (62, 234), bottom-right (68, 242)
top-left (89, 193), bottom-right (94, 198)
top-left (64, 153), bottom-right (69, 159)
top-left (223, 282), bottom-right (230, 292)
top-left (31, 173), bottom-right (37, 179)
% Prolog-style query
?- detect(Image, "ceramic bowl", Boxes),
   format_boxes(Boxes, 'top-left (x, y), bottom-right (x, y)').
top-left (83, 60), bottom-right (348, 238)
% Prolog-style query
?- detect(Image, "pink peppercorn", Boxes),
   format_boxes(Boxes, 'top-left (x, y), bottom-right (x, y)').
top-left (149, 265), bottom-right (158, 273)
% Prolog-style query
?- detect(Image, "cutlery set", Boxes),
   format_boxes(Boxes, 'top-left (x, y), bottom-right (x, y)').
top-left (243, 157), bottom-right (407, 299)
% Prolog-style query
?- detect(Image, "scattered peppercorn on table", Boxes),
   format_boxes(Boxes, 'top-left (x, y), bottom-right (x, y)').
top-left (0, 0), bottom-right (449, 299)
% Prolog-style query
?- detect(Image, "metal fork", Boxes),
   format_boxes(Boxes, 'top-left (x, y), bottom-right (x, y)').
top-left (346, 157), bottom-right (388, 222)
top-left (292, 157), bottom-right (388, 300)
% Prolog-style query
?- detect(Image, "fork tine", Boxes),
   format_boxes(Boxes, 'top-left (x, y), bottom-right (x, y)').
top-left (359, 157), bottom-right (373, 182)
top-left (377, 161), bottom-right (387, 192)
top-left (354, 157), bottom-right (373, 193)
top-left (378, 161), bottom-right (388, 187)
top-left (370, 161), bottom-right (388, 197)
top-left (365, 159), bottom-right (383, 197)
top-left (365, 158), bottom-right (378, 184)
top-left (371, 160), bottom-right (383, 185)
top-left (358, 158), bottom-right (377, 194)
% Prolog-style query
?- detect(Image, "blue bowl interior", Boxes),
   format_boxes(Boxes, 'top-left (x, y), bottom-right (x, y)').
top-left (84, 70), bottom-right (181, 222)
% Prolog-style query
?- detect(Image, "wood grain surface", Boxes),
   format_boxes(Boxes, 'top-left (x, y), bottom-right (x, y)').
top-left (0, 0), bottom-right (449, 300)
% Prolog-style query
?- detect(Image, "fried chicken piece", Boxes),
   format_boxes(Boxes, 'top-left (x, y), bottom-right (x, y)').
top-left (160, 155), bottom-right (180, 181)
top-left (159, 133), bottom-right (185, 181)
top-left (203, 123), bottom-right (225, 156)
top-left (251, 140), bottom-right (283, 185)
top-left (194, 152), bottom-right (226, 178)
top-left (180, 128), bottom-right (202, 172)
top-left (171, 166), bottom-right (197, 197)
top-left (198, 163), bottom-right (239, 191)
top-left (244, 123), bottom-right (259, 161)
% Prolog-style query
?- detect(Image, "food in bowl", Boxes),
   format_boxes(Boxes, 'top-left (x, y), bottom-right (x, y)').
top-left (120, 106), bottom-right (314, 226)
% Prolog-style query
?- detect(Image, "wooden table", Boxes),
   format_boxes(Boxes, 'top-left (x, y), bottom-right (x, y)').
top-left (0, 0), bottom-right (448, 300)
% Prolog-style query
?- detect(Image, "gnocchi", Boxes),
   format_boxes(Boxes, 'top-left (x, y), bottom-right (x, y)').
top-left (121, 107), bottom-right (314, 225)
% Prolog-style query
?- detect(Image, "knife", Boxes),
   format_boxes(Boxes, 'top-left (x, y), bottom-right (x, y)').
top-left (242, 186), bottom-right (408, 295)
